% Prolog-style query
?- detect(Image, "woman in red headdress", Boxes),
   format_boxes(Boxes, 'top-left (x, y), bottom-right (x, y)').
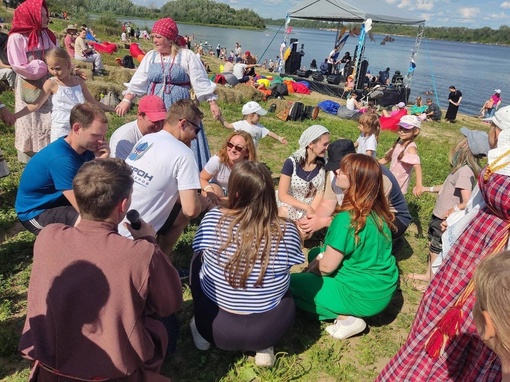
top-left (7, 0), bottom-right (57, 162)
top-left (115, 17), bottom-right (219, 171)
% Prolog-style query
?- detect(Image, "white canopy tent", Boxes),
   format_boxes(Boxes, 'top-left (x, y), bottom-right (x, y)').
top-left (285, 0), bottom-right (426, 96)
top-left (288, 0), bottom-right (425, 25)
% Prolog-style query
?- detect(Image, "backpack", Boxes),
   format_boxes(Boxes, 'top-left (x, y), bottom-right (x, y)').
top-left (271, 83), bottom-right (288, 98)
top-left (303, 105), bottom-right (319, 120)
top-left (288, 102), bottom-right (305, 121)
top-left (213, 74), bottom-right (227, 85)
top-left (100, 91), bottom-right (120, 109)
top-left (121, 55), bottom-right (135, 69)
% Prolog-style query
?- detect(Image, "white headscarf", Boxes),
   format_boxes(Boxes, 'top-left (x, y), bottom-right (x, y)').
top-left (293, 125), bottom-right (330, 161)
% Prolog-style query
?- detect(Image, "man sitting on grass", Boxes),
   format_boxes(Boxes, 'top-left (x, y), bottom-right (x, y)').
top-left (19, 158), bottom-right (182, 381)
top-left (15, 103), bottom-right (110, 234)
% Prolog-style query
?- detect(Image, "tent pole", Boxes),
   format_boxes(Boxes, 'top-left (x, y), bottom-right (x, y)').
top-left (404, 23), bottom-right (425, 102)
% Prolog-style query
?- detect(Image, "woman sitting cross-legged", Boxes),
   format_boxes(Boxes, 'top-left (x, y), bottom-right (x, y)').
top-left (190, 161), bottom-right (305, 367)
top-left (290, 153), bottom-right (398, 339)
top-left (200, 131), bottom-right (257, 207)
top-left (276, 124), bottom-right (330, 221)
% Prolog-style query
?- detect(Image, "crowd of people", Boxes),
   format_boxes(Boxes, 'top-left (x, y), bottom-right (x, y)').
top-left (2, 2), bottom-right (510, 380)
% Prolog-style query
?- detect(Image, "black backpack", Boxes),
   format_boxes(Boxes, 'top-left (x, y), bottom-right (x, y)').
top-left (288, 102), bottom-right (305, 121)
top-left (122, 55), bottom-right (135, 69)
top-left (271, 83), bottom-right (288, 98)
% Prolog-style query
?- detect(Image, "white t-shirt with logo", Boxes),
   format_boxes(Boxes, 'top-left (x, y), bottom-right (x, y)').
top-left (109, 120), bottom-right (143, 160)
top-left (232, 120), bottom-right (269, 146)
top-left (119, 130), bottom-right (200, 238)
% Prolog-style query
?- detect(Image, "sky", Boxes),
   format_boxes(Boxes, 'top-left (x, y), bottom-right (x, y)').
top-left (133, 0), bottom-right (510, 29)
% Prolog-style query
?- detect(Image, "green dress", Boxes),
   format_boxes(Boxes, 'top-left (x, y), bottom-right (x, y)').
top-left (290, 211), bottom-right (398, 320)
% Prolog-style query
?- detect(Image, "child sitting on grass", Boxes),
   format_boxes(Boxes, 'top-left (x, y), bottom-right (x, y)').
top-left (216, 101), bottom-right (288, 147)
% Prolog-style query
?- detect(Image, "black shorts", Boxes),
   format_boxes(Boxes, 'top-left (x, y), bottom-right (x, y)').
top-left (20, 206), bottom-right (79, 235)
top-left (157, 203), bottom-right (182, 236)
top-left (427, 215), bottom-right (445, 255)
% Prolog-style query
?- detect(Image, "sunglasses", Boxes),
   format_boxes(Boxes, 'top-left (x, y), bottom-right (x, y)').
top-left (181, 119), bottom-right (202, 134)
top-left (227, 141), bottom-right (245, 152)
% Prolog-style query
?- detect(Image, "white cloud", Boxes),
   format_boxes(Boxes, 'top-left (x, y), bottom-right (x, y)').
top-left (386, 0), bottom-right (398, 4)
top-left (263, 0), bottom-right (282, 4)
top-left (485, 11), bottom-right (508, 19)
top-left (397, 0), bottom-right (411, 9)
top-left (502, 2), bottom-right (510, 9)
top-left (419, 12), bottom-right (432, 21)
top-left (459, 7), bottom-right (480, 19)
top-left (416, 0), bottom-right (434, 11)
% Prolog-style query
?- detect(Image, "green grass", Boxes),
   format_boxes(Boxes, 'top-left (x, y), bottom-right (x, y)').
top-left (0, 11), bottom-right (492, 381)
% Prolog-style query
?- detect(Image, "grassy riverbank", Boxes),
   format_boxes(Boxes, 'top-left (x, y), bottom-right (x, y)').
top-left (0, 16), bottom-right (492, 382)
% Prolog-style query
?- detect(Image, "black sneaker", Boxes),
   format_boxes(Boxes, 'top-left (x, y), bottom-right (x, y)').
top-left (176, 267), bottom-right (190, 280)
top-left (93, 70), bottom-right (105, 77)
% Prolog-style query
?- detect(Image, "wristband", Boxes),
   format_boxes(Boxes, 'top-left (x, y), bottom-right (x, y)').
top-left (429, 186), bottom-right (434, 192)
top-left (121, 98), bottom-right (132, 105)
top-left (453, 205), bottom-right (460, 212)
top-left (203, 185), bottom-right (214, 192)
top-left (0, 104), bottom-right (5, 109)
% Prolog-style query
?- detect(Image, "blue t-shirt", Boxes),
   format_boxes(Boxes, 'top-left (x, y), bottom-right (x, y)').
top-left (380, 165), bottom-right (412, 227)
top-left (15, 138), bottom-right (94, 221)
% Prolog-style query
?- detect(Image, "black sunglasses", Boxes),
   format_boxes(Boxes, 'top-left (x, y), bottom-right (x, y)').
top-left (181, 119), bottom-right (202, 134)
top-left (227, 141), bottom-right (245, 152)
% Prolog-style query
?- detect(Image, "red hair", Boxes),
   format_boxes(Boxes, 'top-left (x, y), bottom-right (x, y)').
top-left (337, 154), bottom-right (394, 240)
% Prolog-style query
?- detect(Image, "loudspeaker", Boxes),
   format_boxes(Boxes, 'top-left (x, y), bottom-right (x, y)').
top-left (355, 60), bottom-right (369, 90)
top-left (284, 51), bottom-right (302, 75)
top-left (296, 69), bottom-right (312, 78)
top-left (290, 38), bottom-right (298, 52)
top-left (326, 74), bottom-right (342, 85)
top-left (379, 87), bottom-right (411, 107)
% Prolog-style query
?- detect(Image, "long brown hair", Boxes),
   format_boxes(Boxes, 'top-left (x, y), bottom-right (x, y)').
top-left (337, 154), bottom-right (394, 240)
top-left (218, 162), bottom-right (292, 288)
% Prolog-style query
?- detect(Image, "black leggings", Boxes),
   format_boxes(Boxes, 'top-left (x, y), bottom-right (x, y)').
top-left (190, 255), bottom-right (295, 352)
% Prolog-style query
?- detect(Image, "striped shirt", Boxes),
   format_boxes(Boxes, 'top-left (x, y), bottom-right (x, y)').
top-left (192, 208), bottom-right (304, 313)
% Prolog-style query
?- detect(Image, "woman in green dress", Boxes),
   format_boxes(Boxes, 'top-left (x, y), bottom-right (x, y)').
top-left (290, 153), bottom-right (398, 339)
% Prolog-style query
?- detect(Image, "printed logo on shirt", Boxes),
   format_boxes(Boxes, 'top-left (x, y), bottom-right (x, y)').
top-left (129, 165), bottom-right (153, 187)
top-left (128, 141), bottom-right (153, 161)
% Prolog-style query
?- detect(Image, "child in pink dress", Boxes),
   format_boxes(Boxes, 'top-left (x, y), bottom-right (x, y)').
top-left (379, 115), bottom-right (423, 195)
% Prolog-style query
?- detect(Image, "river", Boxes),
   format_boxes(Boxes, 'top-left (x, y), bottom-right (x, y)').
top-left (118, 18), bottom-right (510, 116)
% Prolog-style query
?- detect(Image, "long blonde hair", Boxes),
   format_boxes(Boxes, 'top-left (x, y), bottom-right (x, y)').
top-left (217, 161), bottom-right (291, 289)
top-left (449, 137), bottom-right (483, 178)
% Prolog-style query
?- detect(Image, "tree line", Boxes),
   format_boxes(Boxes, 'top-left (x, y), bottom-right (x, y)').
top-left (265, 18), bottom-right (510, 45)
top-left (40, 0), bottom-right (510, 44)
top-left (46, 0), bottom-right (265, 30)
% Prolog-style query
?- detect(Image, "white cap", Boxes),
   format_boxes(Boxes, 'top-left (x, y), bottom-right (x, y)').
top-left (495, 89), bottom-right (501, 94)
top-left (397, 102), bottom-right (406, 108)
top-left (488, 128), bottom-right (510, 176)
top-left (398, 115), bottom-right (421, 129)
top-left (242, 101), bottom-right (268, 116)
top-left (484, 105), bottom-right (510, 130)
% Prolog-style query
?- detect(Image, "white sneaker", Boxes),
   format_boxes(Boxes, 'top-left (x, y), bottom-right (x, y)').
top-left (325, 317), bottom-right (367, 339)
top-left (255, 346), bottom-right (275, 367)
top-left (190, 316), bottom-right (210, 350)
